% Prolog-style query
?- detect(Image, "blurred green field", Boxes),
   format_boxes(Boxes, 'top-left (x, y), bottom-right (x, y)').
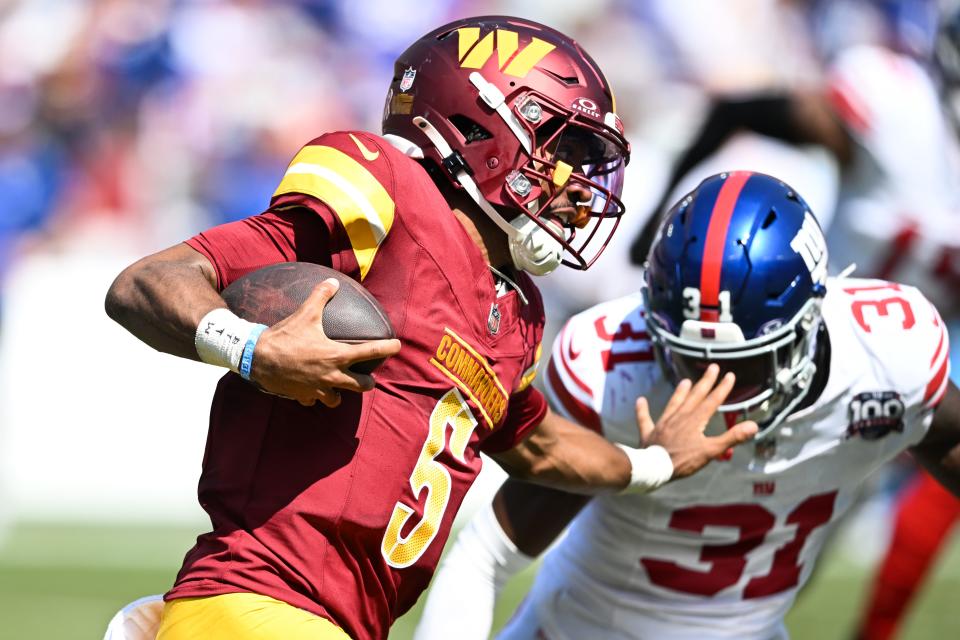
top-left (0, 521), bottom-right (957, 640)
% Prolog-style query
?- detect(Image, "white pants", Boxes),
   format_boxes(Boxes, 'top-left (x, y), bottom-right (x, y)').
top-left (496, 552), bottom-right (789, 640)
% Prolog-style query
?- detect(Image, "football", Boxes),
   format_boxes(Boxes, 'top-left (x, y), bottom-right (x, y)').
top-left (220, 262), bottom-right (396, 374)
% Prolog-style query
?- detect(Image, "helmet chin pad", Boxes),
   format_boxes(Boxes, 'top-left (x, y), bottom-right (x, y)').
top-left (508, 215), bottom-right (563, 275)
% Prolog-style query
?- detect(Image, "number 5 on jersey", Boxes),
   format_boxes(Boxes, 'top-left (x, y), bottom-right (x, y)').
top-left (382, 389), bottom-right (479, 568)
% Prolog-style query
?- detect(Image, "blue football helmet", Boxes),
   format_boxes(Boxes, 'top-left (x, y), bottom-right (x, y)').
top-left (641, 171), bottom-right (828, 435)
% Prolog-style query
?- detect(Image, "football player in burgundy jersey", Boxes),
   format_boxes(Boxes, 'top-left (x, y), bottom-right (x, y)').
top-left (414, 172), bottom-right (960, 640)
top-left (103, 16), bottom-right (758, 640)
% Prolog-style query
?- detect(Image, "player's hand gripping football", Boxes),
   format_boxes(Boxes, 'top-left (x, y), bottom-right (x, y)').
top-left (249, 279), bottom-right (401, 408)
top-left (635, 364), bottom-right (758, 479)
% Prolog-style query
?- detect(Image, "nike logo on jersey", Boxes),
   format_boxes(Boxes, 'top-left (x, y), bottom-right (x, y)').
top-left (349, 133), bottom-right (380, 162)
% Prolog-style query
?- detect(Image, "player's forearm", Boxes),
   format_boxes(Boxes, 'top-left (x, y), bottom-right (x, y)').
top-left (105, 244), bottom-right (224, 360)
top-left (911, 382), bottom-right (960, 497)
top-left (494, 411), bottom-right (633, 494)
top-left (912, 445), bottom-right (960, 497)
top-left (495, 478), bottom-right (590, 556)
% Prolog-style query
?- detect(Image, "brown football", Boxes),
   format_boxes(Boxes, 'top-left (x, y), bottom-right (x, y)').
top-left (221, 262), bottom-right (395, 374)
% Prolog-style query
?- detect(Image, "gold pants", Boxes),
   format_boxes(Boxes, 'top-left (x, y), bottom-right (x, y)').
top-left (157, 593), bottom-right (351, 640)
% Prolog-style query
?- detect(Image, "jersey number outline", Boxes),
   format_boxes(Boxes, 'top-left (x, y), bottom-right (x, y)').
top-left (640, 491), bottom-right (837, 598)
top-left (381, 388), bottom-right (479, 568)
top-left (843, 283), bottom-right (916, 333)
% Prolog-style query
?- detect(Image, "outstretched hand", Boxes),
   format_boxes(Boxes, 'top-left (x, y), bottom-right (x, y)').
top-left (636, 364), bottom-right (758, 479)
top-left (249, 279), bottom-right (401, 407)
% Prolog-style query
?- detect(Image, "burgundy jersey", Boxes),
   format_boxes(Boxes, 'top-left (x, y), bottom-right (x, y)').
top-left (168, 131), bottom-right (547, 639)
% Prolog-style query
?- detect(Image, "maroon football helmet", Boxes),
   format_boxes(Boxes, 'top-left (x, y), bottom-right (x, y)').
top-left (382, 15), bottom-right (630, 273)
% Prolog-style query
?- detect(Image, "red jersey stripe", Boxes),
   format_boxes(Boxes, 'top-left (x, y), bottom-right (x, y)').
top-left (929, 323), bottom-right (946, 367)
top-left (924, 314), bottom-right (949, 408)
top-left (557, 324), bottom-right (594, 397)
top-left (929, 377), bottom-right (950, 409)
top-left (924, 354), bottom-right (950, 408)
top-left (546, 359), bottom-right (602, 433)
top-left (700, 171), bottom-right (751, 319)
top-left (827, 77), bottom-right (872, 134)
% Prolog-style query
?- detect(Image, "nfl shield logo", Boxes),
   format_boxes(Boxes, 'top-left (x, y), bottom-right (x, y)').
top-left (400, 67), bottom-right (417, 92)
top-left (487, 303), bottom-right (501, 335)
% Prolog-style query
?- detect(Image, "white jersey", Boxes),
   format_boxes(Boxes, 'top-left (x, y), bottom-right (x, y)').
top-left (510, 277), bottom-right (948, 640)
top-left (826, 45), bottom-right (960, 317)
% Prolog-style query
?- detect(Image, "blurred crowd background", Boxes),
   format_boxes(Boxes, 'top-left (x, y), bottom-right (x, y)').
top-left (1, 0), bottom-right (959, 638)
top-left (1, 0), bottom-right (952, 308)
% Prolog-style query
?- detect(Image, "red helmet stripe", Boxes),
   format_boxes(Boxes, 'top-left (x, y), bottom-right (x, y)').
top-left (700, 171), bottom-right (752, 321)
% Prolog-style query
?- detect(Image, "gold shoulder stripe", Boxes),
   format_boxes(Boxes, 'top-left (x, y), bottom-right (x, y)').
top-left (274, 145), bottom-right (395, 280)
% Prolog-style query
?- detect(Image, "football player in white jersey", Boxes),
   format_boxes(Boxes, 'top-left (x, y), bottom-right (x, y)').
top-left (824, 41), bottom-right (960, 319)
top-left (413, 171), bottom-right (960, 640)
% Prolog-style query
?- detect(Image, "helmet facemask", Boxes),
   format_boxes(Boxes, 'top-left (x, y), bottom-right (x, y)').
top-left (499, 91), bottom-right (628, 271)
top-left (643, 282), bottom-right (824, 438)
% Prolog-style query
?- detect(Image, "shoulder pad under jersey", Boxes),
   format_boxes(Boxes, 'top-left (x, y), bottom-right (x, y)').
top-left (545, 293), bottom-right (666, 443)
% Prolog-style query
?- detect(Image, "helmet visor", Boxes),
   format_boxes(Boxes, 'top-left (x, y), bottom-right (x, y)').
top-left (550, 124), bottom-right (627, 212)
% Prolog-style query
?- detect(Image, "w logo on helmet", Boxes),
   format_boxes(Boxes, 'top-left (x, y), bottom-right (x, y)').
top-left (456, 28), bottom-right (556, 78)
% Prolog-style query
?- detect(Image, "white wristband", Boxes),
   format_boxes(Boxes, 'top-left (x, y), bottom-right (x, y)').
top-left (616, 444), bottom-right (674, 494)
top-left (194, 308), bottom-right (265, 373)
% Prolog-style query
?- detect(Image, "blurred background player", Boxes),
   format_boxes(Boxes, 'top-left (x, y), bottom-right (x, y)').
top-left (103, 15), bottom-right (756, 640)
top-left (852, 5), bottom-right (960, 638)
top-left (414, 171), bottom-right (960, 640)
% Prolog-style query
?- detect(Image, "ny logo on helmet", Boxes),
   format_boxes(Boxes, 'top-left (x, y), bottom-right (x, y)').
top-left (790, 212), bottom-right (827, 286)
top-left (456, 27), bottom-right (556, 78)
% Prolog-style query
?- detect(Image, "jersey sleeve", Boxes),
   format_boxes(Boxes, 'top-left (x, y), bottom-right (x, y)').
top-left (842, 280), bottom-right (951, 414)
top-left (479, 385), bottom-right (548, 454)
top-left (543, 293), bottom-right (656, 440)
top-left (269, 131), bottom-right (398, 283)
top-left (185, 209), bottom-right (332, 290)
top-left (916, 296), bottom-right (951, 412)
top-left (544, 313), bottom-right (604, 433)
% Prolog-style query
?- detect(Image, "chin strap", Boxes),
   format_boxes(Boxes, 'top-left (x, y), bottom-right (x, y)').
top-left (409, 114), bottom-right (563, 276)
